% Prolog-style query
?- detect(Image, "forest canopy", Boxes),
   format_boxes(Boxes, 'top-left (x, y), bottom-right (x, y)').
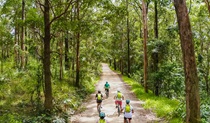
top-left (0, 0), bottom-right (209, 123)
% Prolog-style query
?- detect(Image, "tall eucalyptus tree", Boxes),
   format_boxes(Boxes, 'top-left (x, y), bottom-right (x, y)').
top-left (126, 0), bottom-right (131, 76)
top-left (142, 0), bottom-right (148, 93)
top-left (36, 0), bottom-right (73, 114)
top-left (21, 0), bottom-right (25, 69)
top-left (174, 0), bottom-right (200, 122)
top-left (152, 0), bottom-right (159, 96)
top-left (75, 0), bottom-right (80, 87)
top-left (204, 0), bottom-right (210, 96)
top-left (2, 0), bottom-right (22, 69)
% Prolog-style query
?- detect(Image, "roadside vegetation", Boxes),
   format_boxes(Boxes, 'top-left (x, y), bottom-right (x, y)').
top-left (123, 73), bottom-right (210, 123)
top-left (0, 58), bottom-right (100, 122)
top-left (122, 76), bottom-right (182, 123)
top-left (0, 0), bottom-right (210, 123)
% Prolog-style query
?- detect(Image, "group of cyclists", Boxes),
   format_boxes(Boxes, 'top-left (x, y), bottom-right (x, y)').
top-left (95, 81), bottom-right (134, 123)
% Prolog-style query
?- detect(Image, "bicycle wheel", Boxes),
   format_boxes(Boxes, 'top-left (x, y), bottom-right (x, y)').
top-left (105, 90), bottom-right (109, 98)
top-left (126, 118), bottom-right (129, 123)
top-left (117, 104), bottom-right (120, 116)
top-left (98, 104), bottom-right (101, 113)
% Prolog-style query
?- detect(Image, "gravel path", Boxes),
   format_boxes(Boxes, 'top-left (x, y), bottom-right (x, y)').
top-left (70, 63), bottom-right (162, 123)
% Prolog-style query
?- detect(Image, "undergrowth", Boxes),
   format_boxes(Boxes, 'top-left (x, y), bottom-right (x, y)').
top-left (0, 58), bottom-right (100, 123)
top-left (122, 76), bottom-right (183, 123)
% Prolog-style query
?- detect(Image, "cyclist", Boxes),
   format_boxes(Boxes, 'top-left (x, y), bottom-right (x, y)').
top-left (122, 99), bottom-right (134, 123)
top-left (104, 81), bottom-right (110, 97)
top-left (96, 112), bottom-right (109, 123)
top-left (95, 90), bottom-right (103, 110)
top-left (114, 89), bottom-right (124, 109)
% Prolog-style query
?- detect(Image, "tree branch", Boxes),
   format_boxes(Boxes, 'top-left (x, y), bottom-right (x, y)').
top-left (49, 0), bottom-right (75, 25)
top-left (204, 0), bottom-right (210, 16)
top-left (35, 0), bottom-right (44, 13)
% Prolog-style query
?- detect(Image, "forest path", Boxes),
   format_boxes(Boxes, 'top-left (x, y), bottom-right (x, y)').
top-left (70, 63), bottom-right (162, 123)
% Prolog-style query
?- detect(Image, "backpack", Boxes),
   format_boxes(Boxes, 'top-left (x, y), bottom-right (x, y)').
top-left (117, 92), bottom-right (122, 98)
top-left (99, 119), bottom-right (106, 123)
top-left (125, 104), bottom-right (131, 113)
top-left (104, 83), bottom-right (110, 89)
top-left (97, 94), bottom-right (102, 100)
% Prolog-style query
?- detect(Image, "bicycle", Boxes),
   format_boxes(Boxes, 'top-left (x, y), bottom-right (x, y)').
top-left (125, 118), bottom-right (129, 123)
top-left (97, 102), bottom-right (102, 114)
top-left (116, 102), bottom-right (121, 116)
top-left (105, 89), bottom-right (109, 98)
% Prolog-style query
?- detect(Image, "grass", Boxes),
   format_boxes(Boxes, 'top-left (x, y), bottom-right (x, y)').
top-left (0, 65), bottom-right (101, 122)
top-left (122, 76), bottom-right (183, 122)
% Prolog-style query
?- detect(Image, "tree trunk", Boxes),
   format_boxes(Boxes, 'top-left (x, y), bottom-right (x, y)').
top-left (75, 0), bottom-right (80, 87)
top-left (154, 0), bottom-right (159, 96)
top-left (154, 0), bottom-right (158, 39)
top-left (14, 26), bottom-right (19, 68)
top-left (174, 0), bottom-right (200, 122)
top-left (59, 36), bottom-right (63, 80)
top-left (1, 48), bottom-right (3, 73)
top-left (114, 58), bottom-right (117, 70)
top-left (152, 52), bottom-right (159, 96)
top-left (43, 0), bottom-right (53, 113)
top-left (126, 0), bottom-right (130, 76)
top-left (21, 0), bottom-right (25, 69)
top-left (142, 0), bottom-right (148, 93)
top-left (205, 47), bottom-right (209, 94)
top-left (204, 0), bottom-right (210, 15)
top-left (65, 33), bottom-right (70, 70)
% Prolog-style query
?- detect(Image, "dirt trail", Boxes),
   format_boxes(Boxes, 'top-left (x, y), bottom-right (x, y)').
top-left (70, 63), bottom-right (162, 123)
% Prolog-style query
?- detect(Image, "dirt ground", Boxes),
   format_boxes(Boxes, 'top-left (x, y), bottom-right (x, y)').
top-left (70, 63), bottom-right (162, 123)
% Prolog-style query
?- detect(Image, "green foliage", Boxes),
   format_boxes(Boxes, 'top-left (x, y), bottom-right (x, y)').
top-left (147, 61), bottom-right (185, 98)
top-left (0, 113), bottom-right (22, 123)
top-left (122, 76), bottom-right (183, 122)
top-left (130, 70), bottom-right (144, 84)
top-left (172, 100), bottom-right (186, 121)
top-left (0, 53), bottom-right (101, 122)
top-left (0, 0), bottom-right (209, 122)
top-left (147, 39), bottom-right (170, 63)
top-left (157, 63), bottom-right (185, 98)
top-left (200, 94), bottom-right (210, 123)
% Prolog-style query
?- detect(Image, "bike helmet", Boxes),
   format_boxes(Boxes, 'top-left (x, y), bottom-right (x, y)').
top-left (99, 112), bottom-right (105, 118)
top-left (98, 90), bottom-right (101, 93)
top-left (126, 99), bottom-right (130, 104)
top-left (106, 81), bottom-right (108, 83)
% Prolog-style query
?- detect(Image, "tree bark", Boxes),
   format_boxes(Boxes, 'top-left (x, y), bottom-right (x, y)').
top-left (65, 33), bottom-right (70, 70)
top-left (114, 58), bottom-right (117, 70)
top-left (174, 0), bottom-right (200, 122)
top-left (142, 0), bottom-right (148, 93)
top-left (154, 0), bottom-right (158, 39)
top-left (153, 0), bottom-right (159, 96)
top-left (75, 0), bottom-right (80, 87)
top-left (14, 26), bottom-right (19, 68)
top-left (21, 0), bottom-right (25, 69)
top-left (204, 0), bottom-right (210, 16)
top-left (205, 47), bottom-right (209, 94)
top-left (126, 0), bottom-right (131, 76)
top-left (59, 36), bottom-right (63, 80)
top-left (43, 0), bottom-right (53, 112)
top-left (152, 52), bottom-right (159, 96)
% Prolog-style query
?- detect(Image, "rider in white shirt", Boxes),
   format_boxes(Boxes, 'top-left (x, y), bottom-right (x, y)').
top-left (121, 99), bottom-right (134, 123)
